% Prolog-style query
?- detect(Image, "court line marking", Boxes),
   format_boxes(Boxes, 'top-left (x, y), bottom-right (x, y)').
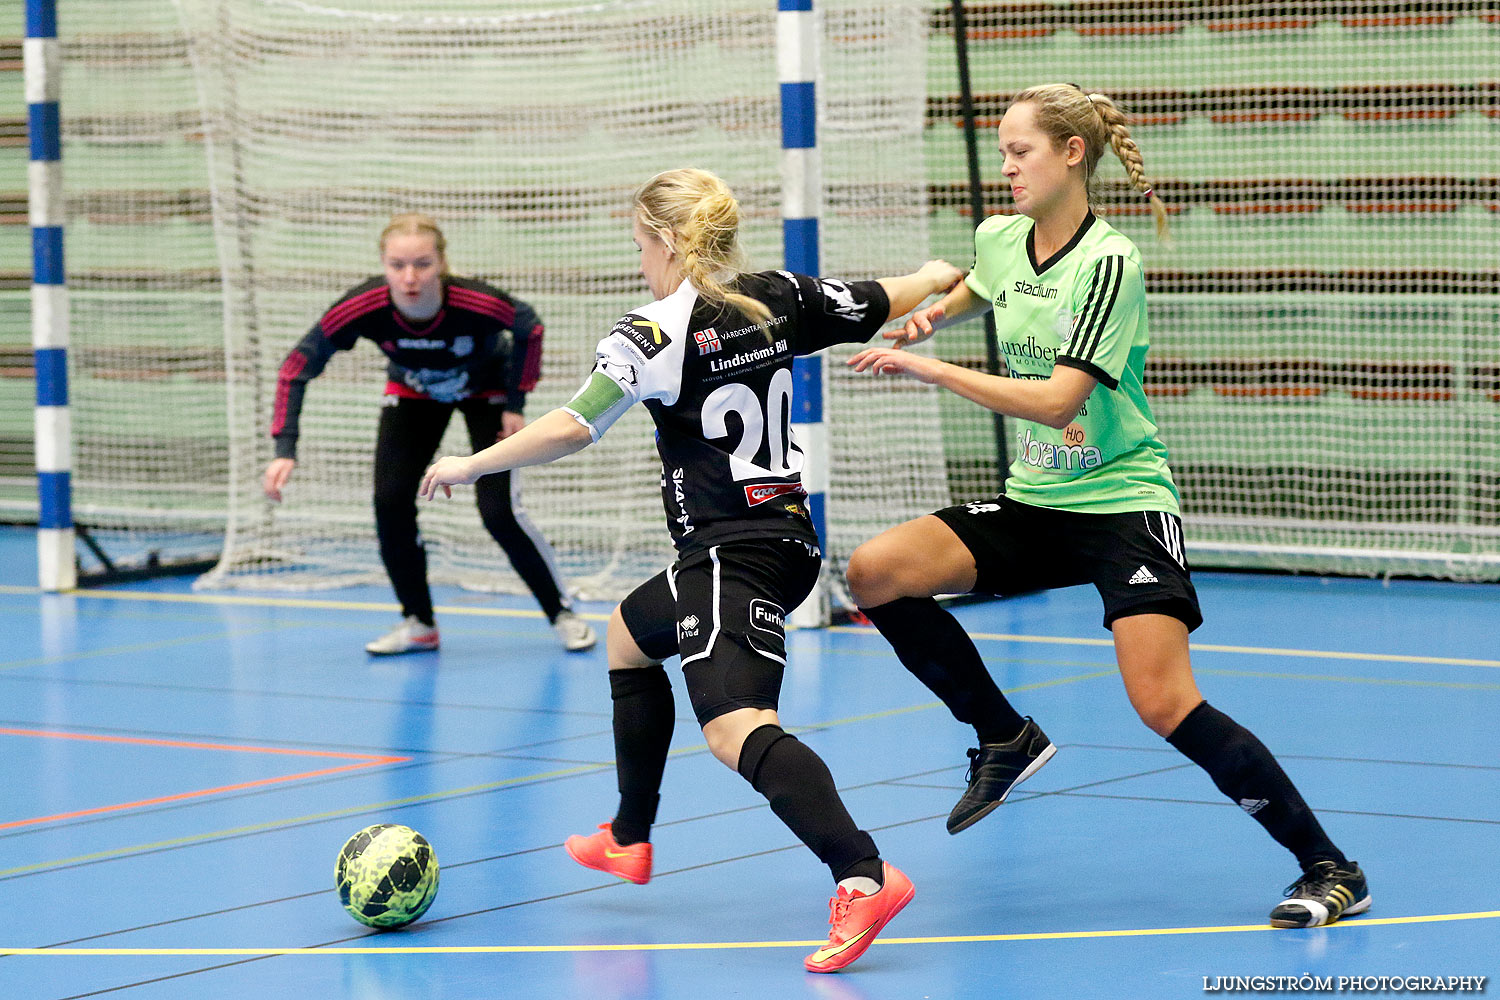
top-left (0, 585), bottom-right (609, 621)
top-left (1034, 790), bottom-right (1500, 827)
top-left (0, 728), bottom-right (407, 832)
top-left (5, 585), bottom-right (1493, 667)
top-left (0, 669), bottom-right (615, 721)
top-left (17, 761), bottom-right (1495, 954)
top-left (3, 588), bottom-right (1491, 964)
top-left (830, 626), bottom-right (1500, 669)
top-left (0, 727), bottom-right (408, 761)
top-left (0, 728), bottom-right (609, 842)
top-left (4, 910), bottom-right (1496, 956)
top-left (0, 626), bottom-right (289, 675)
top-left (0, 670), bottom-right (1114, 878)
top-left (6, 650), bottom-right (1493, 876)
top-left (0, 762), bottom-right (615, 879)
top-left (1199, 667), bottom-right (1500, 692)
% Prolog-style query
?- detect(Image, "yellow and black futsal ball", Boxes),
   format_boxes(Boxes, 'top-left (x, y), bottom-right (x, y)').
top-left (335, 823), bottom-right (439, 928)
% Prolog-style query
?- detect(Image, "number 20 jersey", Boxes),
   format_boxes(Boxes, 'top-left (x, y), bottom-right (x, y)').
top-left (566, 270), bottom-right (890, 556)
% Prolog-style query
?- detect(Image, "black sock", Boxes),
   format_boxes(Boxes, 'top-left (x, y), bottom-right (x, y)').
top-left (737, 724), bottom-right (882, 886)
top-left (608, 665), bottom-right (675, 846)
top-left (860, 597), bottom-right (1025, 745)
top-left (1167, 701), bottom-right (1346, 869)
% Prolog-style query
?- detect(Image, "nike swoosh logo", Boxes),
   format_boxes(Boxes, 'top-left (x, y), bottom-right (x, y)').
top-left (809, 922), bottom-right (875, 964)
top-left (603, 849), bottom-right (635, 859)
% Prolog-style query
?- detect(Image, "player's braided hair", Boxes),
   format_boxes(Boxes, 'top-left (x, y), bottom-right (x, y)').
top-left (379, 212), bottom-right (451, 275)
top-left (634, 168), bottom-right (774, 331)
top-left (1011, 84), bottom-right (1169, 239)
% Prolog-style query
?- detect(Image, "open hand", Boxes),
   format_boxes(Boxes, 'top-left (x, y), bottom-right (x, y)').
top-left (419, 455), bottom-right (478, 500)
top-left (262, 458), bottom-right (296, 502)
top-left (885, 303), bottom-right (945, 348)
top-left (847, 347), bottom-right (946, 384)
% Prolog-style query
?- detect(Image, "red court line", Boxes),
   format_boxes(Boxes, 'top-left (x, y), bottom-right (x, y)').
top-left (0, 727), bottom-right (409, 832)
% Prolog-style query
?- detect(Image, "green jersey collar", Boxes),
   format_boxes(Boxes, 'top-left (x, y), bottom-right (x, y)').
top-left (1026, 211), bottom-right (1097, 276)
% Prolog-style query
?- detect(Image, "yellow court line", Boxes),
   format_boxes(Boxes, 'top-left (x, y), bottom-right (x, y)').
top-left (0, 585), bottom-right (609, 621)
top-left (5, 585), bottom-right (1492, 667)
top-left (831, 626), bottom-right (1500, 669)
top-left (1187, 641), bottom-right (1500, 670)
top-left (1199, 667), bottom-right (1500, 693)
top-left (4, 910), bottom-right (1495, 956)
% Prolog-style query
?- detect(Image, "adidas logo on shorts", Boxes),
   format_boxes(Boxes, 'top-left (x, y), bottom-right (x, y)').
top-left (1128, 566), bottom-right (1159, 585)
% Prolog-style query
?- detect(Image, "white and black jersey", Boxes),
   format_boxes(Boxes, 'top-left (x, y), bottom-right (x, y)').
top-left (565, 270), bottom-right (890, 555)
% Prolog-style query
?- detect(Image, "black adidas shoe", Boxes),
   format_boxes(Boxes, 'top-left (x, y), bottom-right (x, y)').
top-left (1269, 860), bottom-right (1371, 928)
top-left (946, 717), bottom-right (1057, 834)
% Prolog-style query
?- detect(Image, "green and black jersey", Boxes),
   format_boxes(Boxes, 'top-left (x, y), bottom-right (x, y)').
top-left (964, 212), bottom-right (1180, 515)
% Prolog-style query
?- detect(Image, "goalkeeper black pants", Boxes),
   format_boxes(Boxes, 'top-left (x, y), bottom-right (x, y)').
top-left (372, 395), bottom-right (569, 626)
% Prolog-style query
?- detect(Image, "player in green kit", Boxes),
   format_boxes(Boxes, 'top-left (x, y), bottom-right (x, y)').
top-left (845, 84), bottom-right (1369, 929)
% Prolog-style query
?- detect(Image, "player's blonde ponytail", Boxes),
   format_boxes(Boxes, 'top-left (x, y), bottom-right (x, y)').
top-left (380, 213), bottom-right (451, 275)
top-left (633, 168), bottom-right (774, 331)
top-left (1012, 84), bottom-right (1169, 239)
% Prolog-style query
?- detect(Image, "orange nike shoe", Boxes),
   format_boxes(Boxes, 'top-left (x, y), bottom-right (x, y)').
top-left (564, 822), bottom-right (653, 885)
top-left (804, 863), bottom-right (914, 973)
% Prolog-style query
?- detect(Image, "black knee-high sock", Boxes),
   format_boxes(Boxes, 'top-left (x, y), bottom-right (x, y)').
top-left (1167, 701), bottom-right (1346, 869)
top-left (861, 597), bottom-right (1025, 745)
top-left (608, 666), bottom-right (675, 845)
top-left (737, 725), bottom-right (883, 885)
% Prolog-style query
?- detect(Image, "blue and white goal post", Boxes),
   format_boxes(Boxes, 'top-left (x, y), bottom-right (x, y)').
top-left (778, 0), bottom-right (831, 628)
top-left (27, 0), bottom-right (75, 592)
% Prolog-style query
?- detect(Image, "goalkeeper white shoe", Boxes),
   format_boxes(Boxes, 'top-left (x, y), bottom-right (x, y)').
top-left (552, 610), bottom-right (598, 652)
top-left (365, 616), bottom-right (440, 655)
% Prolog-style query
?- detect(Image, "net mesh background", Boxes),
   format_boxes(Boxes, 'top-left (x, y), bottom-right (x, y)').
top-left (2, 0), bottom-right (1496, 587)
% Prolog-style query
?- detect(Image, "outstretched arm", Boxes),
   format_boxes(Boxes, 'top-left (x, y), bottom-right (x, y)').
top-left (420, 408), bottom-right (592, 499)
top-left (263, 322), bottom-right (348, 501)
top-left (885, 278), bottom-right (991, 349)
top-left (876, 259), bottom-right (966, 321)
top-left (847, 348), bottom-right (1097, 430)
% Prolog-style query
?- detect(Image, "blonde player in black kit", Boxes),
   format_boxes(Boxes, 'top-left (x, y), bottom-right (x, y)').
top-left (263, 213), bottom-right (595, 655)
top-left (421, 168), bottom-right (964, 973)
top-left (846, 84), bottom-right (1368, 929)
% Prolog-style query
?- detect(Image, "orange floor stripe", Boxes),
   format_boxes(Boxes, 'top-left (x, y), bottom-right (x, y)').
top-left (0, 727), bottom-right (408, 832)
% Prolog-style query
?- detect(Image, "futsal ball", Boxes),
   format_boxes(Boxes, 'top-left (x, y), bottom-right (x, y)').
top-left (335, 823), bottom-right (439, 928)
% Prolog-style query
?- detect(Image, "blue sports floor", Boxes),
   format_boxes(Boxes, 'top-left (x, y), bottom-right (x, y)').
top-left (1, 524), bottom-right (1496, 999)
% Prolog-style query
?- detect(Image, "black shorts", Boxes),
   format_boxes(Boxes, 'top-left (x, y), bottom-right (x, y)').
top-left (619, 538), bottom-right (821, 726)
top-left (932, 495), bottom-right (1203, 632)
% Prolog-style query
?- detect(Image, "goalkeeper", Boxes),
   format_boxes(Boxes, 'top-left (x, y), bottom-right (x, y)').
top-left (262, 213), bottom-right (595, 655)
top-left (845, 84), bottom-right (1367, 929)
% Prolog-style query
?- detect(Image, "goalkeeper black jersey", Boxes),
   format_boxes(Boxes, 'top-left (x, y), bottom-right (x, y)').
top-left (271, 276), bottom-right (544, 459)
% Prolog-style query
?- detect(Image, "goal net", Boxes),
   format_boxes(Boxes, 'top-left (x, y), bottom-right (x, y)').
top-left (175, 0), bottom-right (944, 598)
top-left (38, 1), bottom-right (1500, 596)
top-left (27, 0), bottom-right (229, 578)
